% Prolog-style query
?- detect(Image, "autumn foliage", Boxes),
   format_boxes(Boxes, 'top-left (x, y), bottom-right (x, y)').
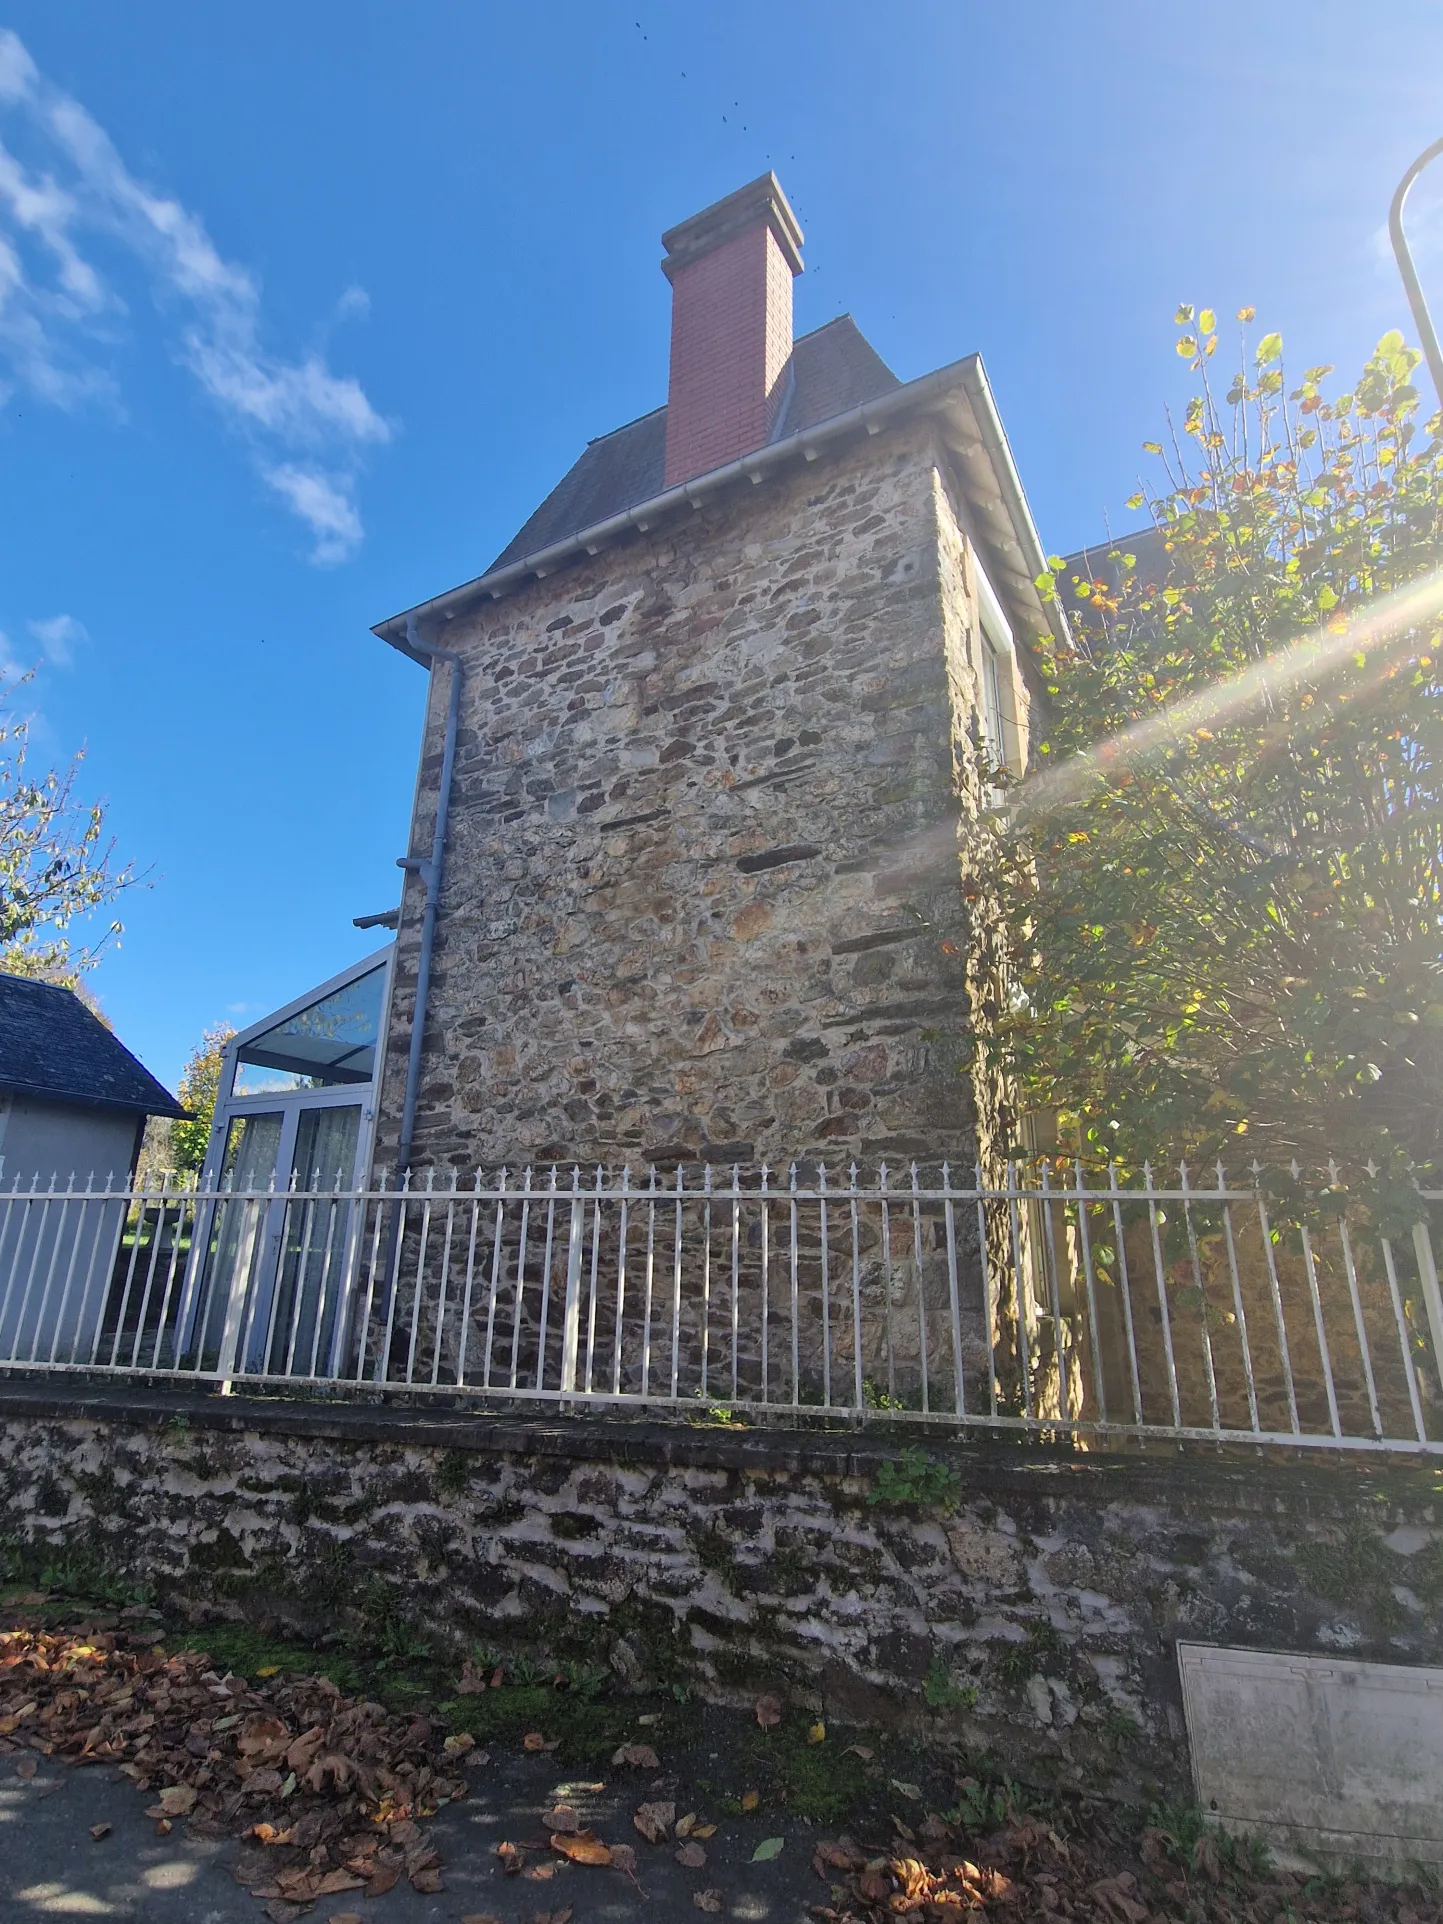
top-left (991, 310), bottom-right (1443, 1180)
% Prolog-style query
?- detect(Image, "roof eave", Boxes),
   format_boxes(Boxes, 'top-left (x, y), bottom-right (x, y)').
top-left (373, 350), bottom-right (1065, 660)
top-left (0, 1077), bottom-right (188, 1121)
top-left (373, 355), bottom-right (978, 655)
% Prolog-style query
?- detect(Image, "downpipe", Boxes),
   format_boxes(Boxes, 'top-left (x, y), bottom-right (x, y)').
top-left (395, 613), bottom-right (464, 1177)
top-left (371, 615), bottom-right (463, 1373)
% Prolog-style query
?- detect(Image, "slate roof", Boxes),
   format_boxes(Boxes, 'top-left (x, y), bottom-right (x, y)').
top-left (1062, 527), bottom-right (1172, 597)
top-left (489, 315), bottom-right (902, 571)
top-left (0, 974), bottom-right (186, 1118)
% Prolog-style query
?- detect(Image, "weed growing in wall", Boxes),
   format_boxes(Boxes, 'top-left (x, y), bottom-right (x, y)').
top-left (923, 1655), bottom-right (979, 1712)
top-left (867, 1447), bottom-right (962, 1514)
top-left (434, 1449), bottom-right (472, 1498)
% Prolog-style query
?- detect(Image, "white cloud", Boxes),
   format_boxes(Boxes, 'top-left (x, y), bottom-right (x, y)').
top-left (26, 612), bottom-right (86, 666)
top-left (0, 30), bottom-right (36, 104)
top-left (0, 28), bottom-right (391, 561)
top-left (264, 464), bottom-right (364, 567)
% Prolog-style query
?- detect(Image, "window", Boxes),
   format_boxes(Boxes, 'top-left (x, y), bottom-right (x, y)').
top-left (980, 633), bottom-right (1005, 770)
top-left (973, 558), bottom-right (1015, 775)
top-left (231, 964), bottom-right (387, 1097)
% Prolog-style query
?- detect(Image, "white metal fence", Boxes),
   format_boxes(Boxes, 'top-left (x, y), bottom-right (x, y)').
top-left (1, 1161), bottom-right (1442, 1454)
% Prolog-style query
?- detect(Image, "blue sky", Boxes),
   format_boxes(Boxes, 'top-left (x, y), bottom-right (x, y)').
top-left (2, 0), bottom-right (1442, 1090)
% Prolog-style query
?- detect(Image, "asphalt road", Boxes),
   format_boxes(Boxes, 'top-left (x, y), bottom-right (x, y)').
top-left (0, 1744), bottom-right (829, 1922)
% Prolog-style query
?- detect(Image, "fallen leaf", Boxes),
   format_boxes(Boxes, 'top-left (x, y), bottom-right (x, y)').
top-left (813, 1840), bottom-right (866, 1871)
top-left (410, 1867), bottom-right (445, 1893)
top-left (326, 1915), bottom-right (363, 1924)
top-left (754, 1693), bottom-right (782, 1728)
top-left (1191, 1834), bottom-right (1222, 1884)
top-left (157, 1784), bottom-right (197, 1816)
top-left (365, 1864), bottom-right (401, 1897)
top-left (740, 1789), bottom-right (760, 1813)
top-left (14, 1758), bottom-right (36, 1780)
top-left (456, 1660), bottom-right (489, 1694)
top-left (675, 1840), bottom-right (707, 1868)
top-left (693, 1892), bottom-right (724, 1915)
top-left (284, 1726), bottom-right (326, 1772)
top-left (675, 1811), bottom-right (696, 1837)
top-left (751, 1835), bottom-right (784, 1862)
top-left (634, 1799), bottom-right (676, 1843)
top-left (238, 1714), bottom-right (289, 1756)
top-left (637, 1711), bottom-right (663, 1726)
top-left (252, 1823), bottom-right (295, 1847)
top-left (444, 1731), bottom-right (476, 1757)
top-left (612, 1742), bottom-right (661, 1769)
top-left (608, 1842), bottom-right (638, 1876)
top-left (304, 1752), bottom-right (355, 1794)
top-left (523, 1861), bottom-right (558, 1881)
top-left (154, 1817), bottom-right (172, 1836)
top-left (530, 1910), bottom-right (573, 1924)
top-left (544, 1803), bottom-right (581, 1832)
top-left (255, 1664), bottom-right (283, 1678)
top-left (464, 1747), bottom-right (491, 1767)
top-left (807, 1721), bottom-right (826, 1745)
top-left (843, 1744), bottom-right (874, 1760)
top-left (692, 1823), bottom-right (717, 1839)
top-left (263, 1903), bottom-right (303, 1924)
top-left (522, 1731), bottom-right (548, 1752)
top-left (551, 1829), bottom-right (612, 1866)
top-left (497, 1841), bottom-right (525, 1875)
top-left (890, 1778), bottom-right (924, 1802)
top-left (89, 1823), bottom-right (112, 1841)
top-left (1091, 1874), bottom-right (1151, 1922)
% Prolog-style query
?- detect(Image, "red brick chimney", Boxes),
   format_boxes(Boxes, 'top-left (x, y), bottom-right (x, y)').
top-left (661, 173), bottom-right (804, 490)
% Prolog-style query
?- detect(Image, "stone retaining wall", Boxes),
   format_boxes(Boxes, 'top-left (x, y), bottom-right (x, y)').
top-left (1, 1385), bottom-right (1440, 1803)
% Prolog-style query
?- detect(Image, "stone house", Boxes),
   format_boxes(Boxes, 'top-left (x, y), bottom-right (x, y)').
top-left (369, 174), bottom-right (1066, 1179)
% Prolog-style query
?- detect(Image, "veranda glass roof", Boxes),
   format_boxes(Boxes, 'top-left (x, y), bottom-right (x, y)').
top-left (232, 963), bottom-right (387, 1096)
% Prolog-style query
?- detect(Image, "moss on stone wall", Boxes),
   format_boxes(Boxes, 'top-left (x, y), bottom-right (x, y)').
top-left (1, 1406), bottom-right (1441, 1805)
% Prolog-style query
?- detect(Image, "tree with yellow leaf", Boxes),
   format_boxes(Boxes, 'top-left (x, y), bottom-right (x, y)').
top-left (989, 310), bottom-right (1443, 1182)
top-left (170, 1024), bottom-right (235, 1172)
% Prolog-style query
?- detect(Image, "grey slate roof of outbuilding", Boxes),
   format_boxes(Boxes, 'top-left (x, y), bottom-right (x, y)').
top-left (0, 974), bottom-right (186, 1119)
top-left (489, 315), bottom-right (901, 571)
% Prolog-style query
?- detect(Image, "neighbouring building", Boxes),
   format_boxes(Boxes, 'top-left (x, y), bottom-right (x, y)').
top-left (0, 973), bottom-right (185, 1360)
top-left (0, 974), bottom-right (185, 1191)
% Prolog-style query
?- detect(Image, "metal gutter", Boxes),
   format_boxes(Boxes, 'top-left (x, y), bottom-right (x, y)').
top-left (374, 353), bottom-right (1004, 653)
top-left (956, 359), bottom-right (1071, 650)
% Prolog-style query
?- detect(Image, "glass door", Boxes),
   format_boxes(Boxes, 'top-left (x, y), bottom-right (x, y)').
top-left (261, 1104), bottom-right (363, 1377)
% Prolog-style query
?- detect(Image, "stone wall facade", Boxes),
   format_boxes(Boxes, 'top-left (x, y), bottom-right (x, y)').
top-left (3, 1386), bottom-right (1442, 1803)
top-left (375, 417), bottom-right (1031, 1177)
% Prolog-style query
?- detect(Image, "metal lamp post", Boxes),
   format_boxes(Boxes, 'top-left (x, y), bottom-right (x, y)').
top-left (1390, 136), bottom-right (1443, 405)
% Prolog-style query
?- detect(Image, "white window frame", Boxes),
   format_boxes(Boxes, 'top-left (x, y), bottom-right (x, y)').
top-left (972, 555), bottom-right (1018, 775)
top-left (203, 943), bottom-right (396, 1196)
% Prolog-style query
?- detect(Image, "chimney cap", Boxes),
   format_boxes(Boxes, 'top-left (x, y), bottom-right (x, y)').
top-left (661, 171), bottom-right (804, 282)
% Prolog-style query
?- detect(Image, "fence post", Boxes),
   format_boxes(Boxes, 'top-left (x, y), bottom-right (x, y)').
top-left (1412, 1219), bottom-right (1443, 1396)
top-left (216, 1192), bottom-right (263, 1391)
top-left (559, 1174), bottom-right (586, 1394)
